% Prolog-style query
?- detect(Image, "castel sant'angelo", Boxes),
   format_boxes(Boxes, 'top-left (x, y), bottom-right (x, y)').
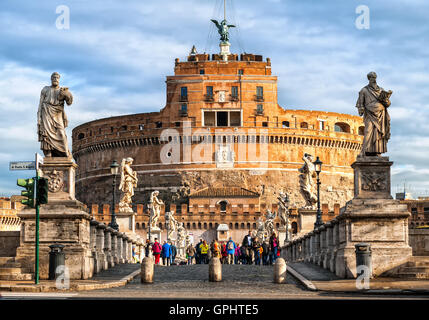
top-left (72, 15), bottom-right (363, 239)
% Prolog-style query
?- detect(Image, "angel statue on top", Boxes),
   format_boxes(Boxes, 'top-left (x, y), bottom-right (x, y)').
top-left (211, 19), bottom-right (235, 43)
top-left (118, 157), bottom-right (138, 213)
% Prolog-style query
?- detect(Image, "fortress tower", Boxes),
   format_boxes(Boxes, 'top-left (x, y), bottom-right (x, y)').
top-left (72, 16), bottom-right (363, 240)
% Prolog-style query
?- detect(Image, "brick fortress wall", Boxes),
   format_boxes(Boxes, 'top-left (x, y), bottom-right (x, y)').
top-left (72, 53), bottom-right (364, 212)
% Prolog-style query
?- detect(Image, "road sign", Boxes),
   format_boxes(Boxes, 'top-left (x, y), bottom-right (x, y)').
top-left (9, 161), bottom-right (36, 171)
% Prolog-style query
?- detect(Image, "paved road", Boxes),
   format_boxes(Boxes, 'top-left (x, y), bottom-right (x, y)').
top-left (76, 264), bottom-right (316, 299)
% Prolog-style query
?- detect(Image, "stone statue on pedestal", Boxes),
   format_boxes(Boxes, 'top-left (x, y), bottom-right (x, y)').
top-left (118, 158), bottom-right (138, 213)
top-left (356, 71), bottom-right (392, 156)
top-left (298, 153), bottom-right (317, 209)
top-left (264, 209), bottom-right (276, 238)
top-left (37, 72), bottom-right (73, 157)
top-left (256, 217), bottom-right (265, 241)
top-left (165, 211), bottom-right (177, 240)
top-left (176, 222), bottom-right (186, 248)
top-left (149, 191), bottom-right (163, 229)
top-left (277, 192), bottom-right (290, 228)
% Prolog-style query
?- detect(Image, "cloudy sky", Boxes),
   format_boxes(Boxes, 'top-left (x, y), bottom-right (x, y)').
top-left (0, 0), bottom-right (428, 197)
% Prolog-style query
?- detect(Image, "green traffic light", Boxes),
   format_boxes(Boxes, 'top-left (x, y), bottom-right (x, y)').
top-left (17, 178), bottom-right (35, 208)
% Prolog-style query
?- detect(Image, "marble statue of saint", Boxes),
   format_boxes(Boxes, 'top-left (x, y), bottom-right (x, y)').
top-left (37, 72), bottom-right (73, 157)
top-left (176, 222), bottom-right (186, 248)
top-left (149, 191), bottom-right (163, 229)
top-left (298, 153), bottom-right (317, 209)
top-left (118, 158), bottom-right (138, 213)
top-left (264, 209), bottom-right (276, 238)
top-left (356, 72), bottom-right (392, 156)
top-left (165, 211), bottom-right (177, 240)
top-left (256, 217), bottom-right (265, 241)
top-left (277, 192), bottom-right (290, 228)
top-left (211, 19), bottom-right (236, 43)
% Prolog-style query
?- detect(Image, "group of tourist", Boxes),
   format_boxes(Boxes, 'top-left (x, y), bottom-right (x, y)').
top-left (188, 232), bottom-right (280, 265)
top-left (145, 231), bottom-right (280, 266)
top-left (149, 238), bottom-right (178, 266)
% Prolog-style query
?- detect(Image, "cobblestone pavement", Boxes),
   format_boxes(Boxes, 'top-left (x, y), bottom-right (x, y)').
top-left (77, 264), bottom-right (319, 299)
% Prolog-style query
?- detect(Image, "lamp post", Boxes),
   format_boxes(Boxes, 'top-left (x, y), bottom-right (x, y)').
top-left (313, 156), bottom-right (323, 229)
top-left (108, 160), bottom-right (119, 231)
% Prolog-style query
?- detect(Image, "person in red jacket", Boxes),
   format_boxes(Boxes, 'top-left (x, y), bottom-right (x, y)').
top-left (152, 238), bottom-right (162, 264)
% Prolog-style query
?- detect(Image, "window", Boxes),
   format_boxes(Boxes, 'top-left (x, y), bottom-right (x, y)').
top-left (156, 121), bottom-right (162, 128)
top-left (175, 122), bottom-right (181, 127)
top-left (257, 104), bottom-right (264, 114)
top-left (217, 111), bottom-right (228, 127)
top-left (300, 122), bottom-right (308, 129)
top-left (206, 86), bottom-right (213, 96)
top-left (231, 86), bottom-right (238, 97)
top-left (204, 111), bottom-right (215, 126)
top-left (319, 120), bottom-right (325, 130)
top-left (120, 125), bottom-right (127, 131)
top-left (257, 86), bottom-right (263, 97)
top-left (180, 104), bottom-right (187, 116)
top-left (238, 69), bottom-right (244, 75)
top-left (219, 201), bottom-right (228, 211)
top-left (138, 124), bottom-right (144, 130)
top-left (262, 122), bottom-right (268, 127)
top-left (282, 121), bottom-right (290, 128)
top-left (358, 126), bottom-right (365, 136)
top-left (334, 122), bottom-right (350, 133)
top-left (199, 69), bottom-right (205, 75)
top-left (230, 111), bottom-right (241, 126)
top-left (78, 133), bottom-right (85, 140)
top-left (180, 87), bottom-right (187, 101)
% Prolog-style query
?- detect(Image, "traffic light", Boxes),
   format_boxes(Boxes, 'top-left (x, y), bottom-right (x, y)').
top-left (36, 177), bottom-right (48, 205)
top-left (17, 178), bottom-right (35, 208)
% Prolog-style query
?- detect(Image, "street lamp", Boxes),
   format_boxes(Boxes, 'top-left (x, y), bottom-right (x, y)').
top-left (313, 156), bottom-right (323, 229)
top-left (108, 160), bottom-right (119, 231)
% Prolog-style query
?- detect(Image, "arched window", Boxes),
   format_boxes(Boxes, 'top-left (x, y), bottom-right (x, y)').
top-left (78, 133), bottom-right (85, 140)
top-left (300, 122), bottom-right (308, 129)
top-left (291, 222), bottom-right (298, 234)
top-left (334, 122), bottom-right (351, 133)
top-left (219, 200), bottom-right (228, 212)
top-left (136, 223), bottom-right (140, 229)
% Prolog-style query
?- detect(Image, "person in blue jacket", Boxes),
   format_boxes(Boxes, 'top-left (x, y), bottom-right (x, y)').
top-left (161, 240), bottom-right (172, 266)
top-left (226, 237), bottom-right (236, 264)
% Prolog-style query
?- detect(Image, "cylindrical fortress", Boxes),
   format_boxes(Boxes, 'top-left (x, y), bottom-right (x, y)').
top-left (72, 52), bottom-right (363, 211)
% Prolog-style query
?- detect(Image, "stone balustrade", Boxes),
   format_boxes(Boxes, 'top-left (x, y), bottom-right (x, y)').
top-left (282, 218), bottom-right (340, 275)
top-left (88, 219), bottom-right (145, 275)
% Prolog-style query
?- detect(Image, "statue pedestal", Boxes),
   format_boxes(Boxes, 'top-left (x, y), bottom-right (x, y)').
top-left (40, 157), bottom-right (77, 201)
top-left (116, 211), bottom-right (136, 235)
top-left (352, 156), bottom-right (393, 199)
top-left (15, 200), bottom-right (93, 280)
top-left (149, 227), bottom-right (161, 243)
top-left (335, 156), bottom-right (412, 278)
top-left (219, 42), bottom-right (230, 61)
top-left (15, 156), bottom-right (93, 279)
top-left (298, 209), bottom-right (317, 235)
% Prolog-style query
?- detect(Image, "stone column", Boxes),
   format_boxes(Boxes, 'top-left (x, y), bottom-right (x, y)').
top-left (104, 227), bottom-right (114, 268)
top-left (117, 233), bottom-right (124, 264)
top-left (319, 225), bottom-right (327, 267)
top-left (309, 232), bottom-right (315, 263)
top-left (313, 230), bottom-right (321, 265)
top-left (122, 236), bottom-right (129, 263)
top-left (96, 223), bottom-right (107, 272)
top-left (89, 220), bottom-right (98, 274)
top-left (324, 222), bottom-right (333, 270)
top-left (111, 230), bottom-right (118, 267)
top-left (330, 220), bottom-right (339, 273)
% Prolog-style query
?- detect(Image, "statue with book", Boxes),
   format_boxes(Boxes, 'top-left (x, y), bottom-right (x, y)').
top-left (356, 71), bottom-right (392, 156)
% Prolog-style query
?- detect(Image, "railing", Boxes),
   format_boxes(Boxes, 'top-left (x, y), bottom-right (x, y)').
top-left (89, 219), bottom-right (146, 274)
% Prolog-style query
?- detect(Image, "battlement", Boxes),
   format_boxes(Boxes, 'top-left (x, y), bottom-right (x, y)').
top-left (0, 197), bottom-right (23, 231)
